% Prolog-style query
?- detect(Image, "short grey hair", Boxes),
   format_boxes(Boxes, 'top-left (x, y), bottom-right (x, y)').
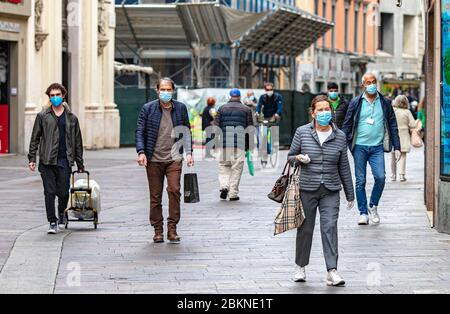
top-left (393, 95), bottom-right (409, 109)
top-left (361, 73), bottom-right (377, 85)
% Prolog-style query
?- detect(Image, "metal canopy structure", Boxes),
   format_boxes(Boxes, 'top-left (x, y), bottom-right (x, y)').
top-left (237, 7), bottom-right (333, 56)
top-left (115, 4), bottom-right (189, 53)
top-left (115, 2), bottom-right (333, 88)
top-left (176, 3), bottom-right (333, 56)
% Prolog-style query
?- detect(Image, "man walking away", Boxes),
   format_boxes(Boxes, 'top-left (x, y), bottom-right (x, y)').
top-left (202, 97), bottom-right (217, 159)
top-left (215, 88), bottom-right (254, 201)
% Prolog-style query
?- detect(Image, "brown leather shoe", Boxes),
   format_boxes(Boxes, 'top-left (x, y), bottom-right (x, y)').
top-left (167, 225), bottom-right (181, 243)
top-left (153, 227), bottom-right (164, 243)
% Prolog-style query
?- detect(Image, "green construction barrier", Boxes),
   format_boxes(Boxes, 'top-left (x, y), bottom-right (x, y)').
top-left (115, 87), bottom-right (157, 146)
top-left (115, 87), bottom-right (322, 148)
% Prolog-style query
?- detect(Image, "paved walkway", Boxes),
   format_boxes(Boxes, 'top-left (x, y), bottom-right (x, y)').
top-left (1, 147), bottom-right (450, 294)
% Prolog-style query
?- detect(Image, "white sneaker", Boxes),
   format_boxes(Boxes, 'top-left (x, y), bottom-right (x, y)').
top-left (293, 266), bottom-right (306, 282)
top-left (369, 206), bottom-right (380, 224)
top-left (358, 214), bottom-right (369, 225)
top-left (47, 222), bottom-right (58, 235)
top-left (326, 269), bottom-right (345, 286)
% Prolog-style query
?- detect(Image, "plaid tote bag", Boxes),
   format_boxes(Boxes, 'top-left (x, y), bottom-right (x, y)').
top-left (274, 167), bottom-right (305, 235)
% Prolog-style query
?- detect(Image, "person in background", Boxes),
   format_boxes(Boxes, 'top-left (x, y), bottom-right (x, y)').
top-left (215, 88), bottom-right (253, 201)
top-left (202, 97), bottom-right (217, 158)
top-left (327, 82), bottom-right (349, 129)
top-left (391, 95), bottom-right (417, 182)
top-left (417, 97), bottom-right (426, 131)
top-left (256, 82), bottom-right (283, 122)
top-left (288, 95), bottom-right (355, 287)
top-left (244, 90), bottom-right (258, 126)
top-left (28, 83), bottom-right (84, 235)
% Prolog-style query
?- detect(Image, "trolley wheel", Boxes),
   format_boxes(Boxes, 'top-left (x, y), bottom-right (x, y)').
top-left (64, 212), bottom-right (69, 229)
top-left (94, 211), bottom-right (98, 230)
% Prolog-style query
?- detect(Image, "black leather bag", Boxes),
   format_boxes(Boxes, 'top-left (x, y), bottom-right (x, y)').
top-left (184, 173), bottom-right (200, 204)
top-left (268, 161), bottom-right (291, 203)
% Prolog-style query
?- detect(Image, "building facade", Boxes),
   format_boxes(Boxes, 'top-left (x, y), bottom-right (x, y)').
top-left (0, 0), bottom-right (119, 155)
top-left (368, 0), bottom-right (425, 101)
top-left (297, 0), bottom-right (378, 96)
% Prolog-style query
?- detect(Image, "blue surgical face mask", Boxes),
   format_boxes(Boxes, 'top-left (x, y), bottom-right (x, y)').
top-left (50, 96), bottom-right (63, 107)
top-left (316, 111), bottom-right (332, 127)
top-left (328, 92), bottom-right (338, 100)
top-left (159, 91), bottom-right (173, 104)
top-left (366, 84), bottom-right (378, 95)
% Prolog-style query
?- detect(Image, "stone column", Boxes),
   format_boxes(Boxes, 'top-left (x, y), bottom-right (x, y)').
top-left (24, 0), bottom-right (62, 154)
top-left (102, 0), bottom-right (120, 148)
top-left (68, 0), bottom-right (104, 150)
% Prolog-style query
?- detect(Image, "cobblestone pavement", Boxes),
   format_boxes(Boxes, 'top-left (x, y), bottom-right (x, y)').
top-left (1, 147), bottom-right (450, 294)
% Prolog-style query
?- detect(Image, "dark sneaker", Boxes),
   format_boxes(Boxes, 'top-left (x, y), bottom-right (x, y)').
top-left (229, 197), bottom-right (240, 202)
top-left (58, 213), bottom-right (66, 228)
top-left (47, 222), bottom-right (58, 235)
top-left (220, 189), bottom-right (229, 200)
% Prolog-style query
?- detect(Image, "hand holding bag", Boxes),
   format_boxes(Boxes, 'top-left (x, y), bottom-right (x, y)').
top-left (268, 161), bottom-right (291, 203)
top-left (411, 128), bottom-right (424, 148)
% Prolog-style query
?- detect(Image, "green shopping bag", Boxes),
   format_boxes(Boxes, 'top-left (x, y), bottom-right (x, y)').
top-left (246, 150), bottom-right (255, 176)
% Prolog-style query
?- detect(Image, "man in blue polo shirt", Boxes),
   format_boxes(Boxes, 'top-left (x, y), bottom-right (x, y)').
top-left (342, 73), bottom-right (401, 226)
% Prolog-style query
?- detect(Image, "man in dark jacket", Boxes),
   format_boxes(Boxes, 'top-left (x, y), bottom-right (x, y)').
top-left (214, 88), bottom-right (253, 201)
top-left (327, 82), bottom-right (349, 129)
top-left (256, 82), bottom-right (283, 122)
top-left (342, 73), bottom-right (401, 226)
top-left (28, 83), bottom-right (84, 235)
top-left (136, 78), bottom-right (194, 244)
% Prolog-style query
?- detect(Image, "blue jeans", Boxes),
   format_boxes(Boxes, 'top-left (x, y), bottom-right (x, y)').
top-left (352, 145), bottom-right (386, 215)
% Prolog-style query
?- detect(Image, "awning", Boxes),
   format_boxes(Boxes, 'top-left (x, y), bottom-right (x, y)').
top-left (177, 3), bottom-right (333, 56)
top-left (115, 4), bottom-right (189, 53)
top-left (114, 62), bottom-right (154, 75)
top-left (116, 3), bottom-right (333, 59)
top-left (349, 55), bottom-right (376, 64)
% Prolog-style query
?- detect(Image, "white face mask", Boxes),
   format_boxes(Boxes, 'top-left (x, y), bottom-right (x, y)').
top-left (266, 91), bottom-right (274, 97)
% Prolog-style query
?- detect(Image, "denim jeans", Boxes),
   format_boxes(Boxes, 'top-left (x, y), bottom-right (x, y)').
top-left (352, 145), bottom-right (386, 215)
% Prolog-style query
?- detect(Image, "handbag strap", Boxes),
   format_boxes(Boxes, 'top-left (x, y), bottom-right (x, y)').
top-left (288, 165), bottom-right (301, 184)
top-left (282, 161), bottom-right (291, 176)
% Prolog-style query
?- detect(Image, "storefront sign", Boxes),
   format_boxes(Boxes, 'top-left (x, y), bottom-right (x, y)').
top-left (0, 0), bottom-right (31, 17)
top-left (441, 0), bottom-right (450, 177)
top-left (0, 0), bottom-right (23, 4)
top-left (0, 21), bottom-right (20, 33)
